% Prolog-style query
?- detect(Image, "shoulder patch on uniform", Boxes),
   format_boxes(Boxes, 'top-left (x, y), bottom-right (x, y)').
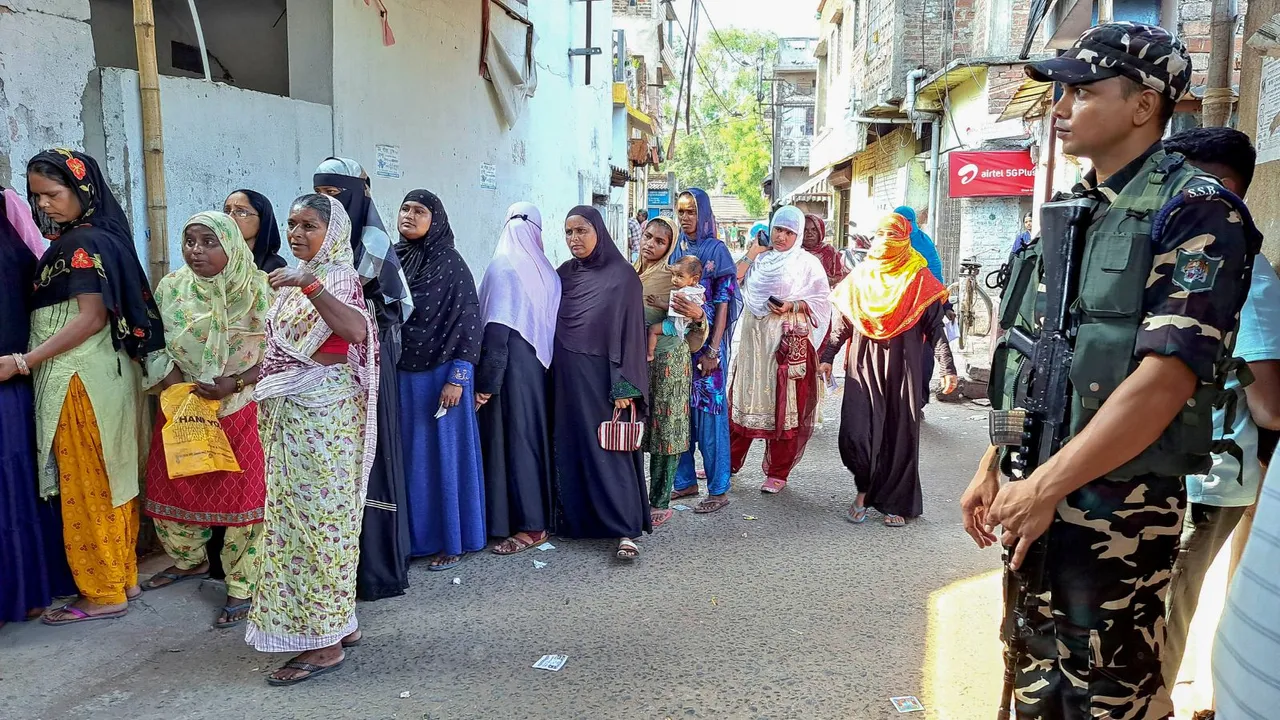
top-left (1172, 248), bottom-right (1222, 293)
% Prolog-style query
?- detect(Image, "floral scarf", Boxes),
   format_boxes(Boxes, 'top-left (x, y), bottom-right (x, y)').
top-left (150, 212), bottom-right (272, 414)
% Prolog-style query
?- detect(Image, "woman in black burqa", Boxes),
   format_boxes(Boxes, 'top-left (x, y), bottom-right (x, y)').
top-left (551, 206), bottom-right (652, 561)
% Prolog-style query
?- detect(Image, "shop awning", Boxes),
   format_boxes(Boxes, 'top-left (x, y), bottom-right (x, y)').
top-left (781, 172), bottom-right (832, 204)
top-left (996, 76), bottom-right (1053, 122)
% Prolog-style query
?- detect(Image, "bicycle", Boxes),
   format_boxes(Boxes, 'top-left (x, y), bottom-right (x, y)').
top-left (946, 258), bottom-right (995, 350)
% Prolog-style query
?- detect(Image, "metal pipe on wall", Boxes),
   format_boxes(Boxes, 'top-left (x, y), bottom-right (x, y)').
top-left (133, 0), bottom-right (168, 285)
top-left (186, 0), bottom-right (212, 82)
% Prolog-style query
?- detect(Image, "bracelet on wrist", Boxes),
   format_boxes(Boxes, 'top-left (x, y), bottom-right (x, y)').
top-left (12, 353), bottom-right (30, 376)
top-left (302, 279), bottom-right (324, 299)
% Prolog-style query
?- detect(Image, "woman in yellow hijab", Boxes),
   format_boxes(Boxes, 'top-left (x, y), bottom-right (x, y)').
top-left (140, 211), bottom-right (273, 629)
top-left (820, 213), bottom-right (958, 527)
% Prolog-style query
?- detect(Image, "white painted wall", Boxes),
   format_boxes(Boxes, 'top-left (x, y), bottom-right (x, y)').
top-left (91, 68), bottom-right (333, 273)
top-left (958, 196), bottom-right (1025, 273)
top-left (329, 0), bottom-right (617, 274)
top-left (0, 0), bottom-right (96, 187)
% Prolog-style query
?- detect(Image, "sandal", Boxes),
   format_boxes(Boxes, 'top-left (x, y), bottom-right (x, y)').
top-left (615, 539), bottom-right (640, 561)
top-left (651, 509), bottom-right (675, 528)
top-left (142, 567), bottom-right (209, 591)
top-left (694, 496), bottom-right (731, 514)
top-left (41, 604), bottom-right (128, 626)
top-left (846, 504), bottom-right (869, 524)
top-left (266, 657), bottom-right (346, 687)
top-left (213, 601), bottom-right (251, 629)
top-left (670, 486), bottom-right (700, 500)
top-left (492, 531), bottom-right (548, 556)
top-left (884, 514), bottom-right (907, 528)
top-left (760, 477), bottom-right (787, 494)
top-left (427, 554), bottom-right (464, 572)
top-left (341, 631), bottom-right (363, 648)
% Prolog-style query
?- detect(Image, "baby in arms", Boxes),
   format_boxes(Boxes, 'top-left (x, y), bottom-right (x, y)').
top-left (647, 256), bottom-right (706, 362)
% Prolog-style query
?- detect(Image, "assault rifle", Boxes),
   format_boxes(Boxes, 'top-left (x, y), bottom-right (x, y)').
top-left (988, 195), bottom-right (1097, 720)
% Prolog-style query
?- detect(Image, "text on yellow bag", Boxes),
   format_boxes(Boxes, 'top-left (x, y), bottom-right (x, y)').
top-left (159, 383), bottom-right (242, 478)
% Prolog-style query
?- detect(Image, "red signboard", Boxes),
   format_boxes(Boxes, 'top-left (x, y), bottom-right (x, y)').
top-left (948, 150), bottom-right (1036, 198)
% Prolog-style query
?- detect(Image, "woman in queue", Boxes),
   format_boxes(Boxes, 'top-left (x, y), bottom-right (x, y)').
top-left (0, 185), bottom-right (74, 627)
top-left (314, 157), bottom-right (413, 600)
top-left (393, 190), bottom-right (485, 570)
top-left (553, 206), bottom-right (651, 560)
top-left (139, 212), bottom-right (272, 629)
top-left (634, 216), bottom-right (707, 526)
top-left (0, 150), bottom-right (164, 625)
top-left (224, 189), bottom-right (289, 272)
top-left (476, 203), bottom-right (561, 555)
top-left (822, 213), bottom-right (957, 527)
top-left (246, 194), bottom-right (378, 685)
top-left (728, 206), bottom-right (831, 494)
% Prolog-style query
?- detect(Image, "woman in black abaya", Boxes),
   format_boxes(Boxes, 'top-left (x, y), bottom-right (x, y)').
top-left (551, 207), bottom-right (651, 561)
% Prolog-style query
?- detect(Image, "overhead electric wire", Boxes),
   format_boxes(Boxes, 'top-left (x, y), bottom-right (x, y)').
top-left (670, 0), bottom-right (742, 119)
top-left (698, 0), bottom-right (753, 67)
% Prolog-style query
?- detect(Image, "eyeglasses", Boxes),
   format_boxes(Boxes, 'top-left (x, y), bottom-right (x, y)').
top-left (224, 208), bottom-right (259, 219)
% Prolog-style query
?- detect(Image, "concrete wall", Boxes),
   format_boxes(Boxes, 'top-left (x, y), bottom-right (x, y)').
top-left (0, 0), bottom-right (96, 188)
top-left (329, 0), bottom-right (616, 273)
top-left (89, 68), bottom-right (333, 272)
top-left (1240, 0), bottom-right (1280, 264)
top-left (89, 0), bottom-right (290, 96)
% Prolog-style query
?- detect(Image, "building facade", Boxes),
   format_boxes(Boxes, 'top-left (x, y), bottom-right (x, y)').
top-left (769, 37), bottom-right (823, 216)
top-left (1, 0), bottom-right (620, 275)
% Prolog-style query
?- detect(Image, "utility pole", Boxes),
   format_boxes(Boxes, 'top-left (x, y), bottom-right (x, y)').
top-left (1203, 0), bottom-right (1238, 127)
top-left (133, 0), bottom-right (168, 285)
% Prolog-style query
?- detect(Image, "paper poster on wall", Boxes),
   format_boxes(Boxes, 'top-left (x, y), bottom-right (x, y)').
top-left (1257, 57), bottom-right (1280, 165)
top-left (480, 162), bottom-right (498, 190)
top-left (374, 144), bottom-right (402, 178)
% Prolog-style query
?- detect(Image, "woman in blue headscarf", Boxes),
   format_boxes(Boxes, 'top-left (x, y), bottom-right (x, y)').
top-left (894, 206), bottom-right (945, 410)
top-left (666, 188), bottom-right (740, 514)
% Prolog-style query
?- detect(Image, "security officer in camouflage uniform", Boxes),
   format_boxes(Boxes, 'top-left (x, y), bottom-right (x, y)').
top-left (960, 23), bottom-right (1260, 719)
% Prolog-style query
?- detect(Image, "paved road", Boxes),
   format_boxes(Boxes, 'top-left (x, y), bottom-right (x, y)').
top-left (1, 394), bottom-right (1006, 720)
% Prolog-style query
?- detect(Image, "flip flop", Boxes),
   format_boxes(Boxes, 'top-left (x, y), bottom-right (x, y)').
top-left (760, 477), bottom-right (787, 494)
top-left (427, 554), bottom-right (464, 572)
top-left (266, 658), bottom-right (345, 686)
top-left (142, 569), bottom-right (209, 591)
top-left (846, 504), bottom-right (869, 524)
top-left (694, 496), bottom-right (731, 514)
top-left (213, 602), bottom-right (251, 629)
top-left (41, 605), bottom-right (128, 626)
top-left (884, 514), bottom-right (907, 528)
top-left (670, 486), bottom-right (700, 500)
top-left (341, 632), bottom-right (363, 648)
top-left (651, 509), bottom-right (675, 528)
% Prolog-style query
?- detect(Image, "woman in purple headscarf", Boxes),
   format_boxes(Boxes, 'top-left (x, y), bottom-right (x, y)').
top-left (552, 206), bottom-right (651, 561)
top-left (667, 188), bottom-right (741, 514)
top-left (476, 203), bottom-right (562, 555)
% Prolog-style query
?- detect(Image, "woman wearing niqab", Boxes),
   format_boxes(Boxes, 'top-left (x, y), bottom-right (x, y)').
top-left (475, 203), bottom-right (562, 554)
top-left (821, 213), bottom-right (957, 527)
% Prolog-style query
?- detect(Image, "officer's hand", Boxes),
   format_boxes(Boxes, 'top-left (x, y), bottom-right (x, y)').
top-left (986, 479), bottom-right (1056, 571)
top-left (960, 470), bottom-right (1000, 549)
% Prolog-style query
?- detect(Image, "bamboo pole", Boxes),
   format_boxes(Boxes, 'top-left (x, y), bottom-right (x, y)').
top-left (133, 0), bottom-right (168, 286)
top-left (1203, 0), bottom-right (1238, 128)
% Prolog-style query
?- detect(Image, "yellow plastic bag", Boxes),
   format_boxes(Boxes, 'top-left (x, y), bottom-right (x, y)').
top-left (159, 383), bottom-right (242, 479)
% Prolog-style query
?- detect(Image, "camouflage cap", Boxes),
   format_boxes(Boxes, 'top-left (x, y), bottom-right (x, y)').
top-left (1026, 22), bottom-right (1192, 101)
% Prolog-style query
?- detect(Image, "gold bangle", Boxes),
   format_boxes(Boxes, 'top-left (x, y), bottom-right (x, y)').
top-left (12, 353), bottom-right (30, 376)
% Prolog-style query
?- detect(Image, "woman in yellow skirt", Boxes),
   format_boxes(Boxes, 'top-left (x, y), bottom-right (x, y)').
top-left (0, 150), bottom-right (164, 625)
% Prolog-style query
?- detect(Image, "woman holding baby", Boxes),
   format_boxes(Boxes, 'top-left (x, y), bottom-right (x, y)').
top-left (635, 217), bottom-right (708, 527)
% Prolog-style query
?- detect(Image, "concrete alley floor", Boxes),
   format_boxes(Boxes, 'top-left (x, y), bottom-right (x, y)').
top-left (0, 394), bottom-right (1224, 720)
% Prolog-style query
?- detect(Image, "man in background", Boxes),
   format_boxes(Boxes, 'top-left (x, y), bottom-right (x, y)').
top-left (628, 208), bottom-right (646, 262)
top-left (1160, 127), bottom-right (1280, 714)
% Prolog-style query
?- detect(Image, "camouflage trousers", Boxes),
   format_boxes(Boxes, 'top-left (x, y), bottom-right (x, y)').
top-left (1010, 473), bottom-right (1185, 720)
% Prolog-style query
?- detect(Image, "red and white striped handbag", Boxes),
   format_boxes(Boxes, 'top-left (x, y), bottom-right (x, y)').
top-left (597, 407), bottom-right (645, 452)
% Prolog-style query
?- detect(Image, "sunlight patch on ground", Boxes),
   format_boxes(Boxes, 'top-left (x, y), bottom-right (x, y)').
top-left (922, 569), bottom-right (1005, 719)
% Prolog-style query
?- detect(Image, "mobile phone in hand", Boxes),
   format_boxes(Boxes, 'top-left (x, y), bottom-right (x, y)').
top-left (768, 295), bottom-right (784, 308)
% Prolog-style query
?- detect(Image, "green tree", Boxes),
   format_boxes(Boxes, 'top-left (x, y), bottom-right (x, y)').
top-left (664, 28), bottom-right (777, 218)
